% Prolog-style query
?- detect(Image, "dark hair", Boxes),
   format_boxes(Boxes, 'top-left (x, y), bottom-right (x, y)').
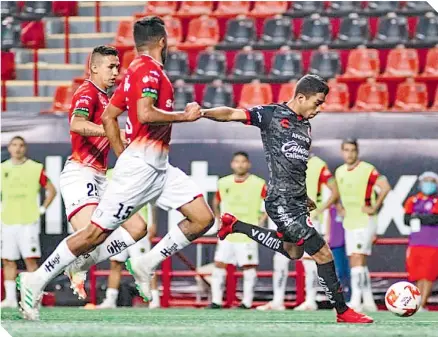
top-left (294, 74), bottom-right (329, 98)
top-left (233, 151), bottom-right (249, 160)
top-left (9, 136), bottom-right (26, 146)
top-left (91, 45), bottom-right (118, 58)
top-left (341, 138), bottom-right (358, 150)
top-left (134, 16), bottom-right (166, 48)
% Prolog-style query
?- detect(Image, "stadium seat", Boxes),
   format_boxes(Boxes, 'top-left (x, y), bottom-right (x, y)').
top-left (48, 85), bottom-right (77, 113)
top-left (277, 81), bottom-right (296, 103)
top-left (180, 15), bottom-right (219, 48)
top-left (392, 79), bottom-right (428, 111)
top-left (222, 16), bottom-right (256, 45)
top-left (299, 14), bottom-right (331, 45)
top-left (162, 16), bottom-right (183, 47)
top-left (352, 79), bottom-right (389, 111)
top-left (321, 79), bottom-right (350, 112)
top-left (1, 51), bottom-right (16, 80)
top-left (173, 79), bottom-right (194, 111)
top-left (176, 1), bottom-right (213, 17)
top-left (260, 16), bottom-right (293, 45)
top-left (20, 20), bottom-right (45, 49)
top-left (289, 1), bottom-right (324, 15)
top-left (327, 1), bottom-right (362, 14)
top-left (118, 49), bottom-right (136, 79)
top-left (194, 49), bottom-right (227, 79)
top-left (141, 1), bottom-right (177, 16)
top-left (431, 88), bottom-right (438, 111)
top-left (421, 46), bottom-right (438, 77)
top-left (19, 1), bottom-right (52, 20)
top-left (52, 1), bottom-right (78, 17)
top-left (232, 47), bottom-right (265, 78)
top-left (373, 13), bottom-right (409, 45)
top-left (1, 17), bottom-right (21, 50)
top-left (414, 12), bottom-right (438, 44)
top-left (365, 1), bottom-right (399, 13)
top-left (249, 1), bottom-right (288, 18)
top-left (238, 81), bottom-right (273, 109)
top-left (309, 46), bottom-right (341, 80)
top-left (336, 13), bottom-right (369, 45)
top-left (342, 46), bottom-right (380, 78)
top-left (1, 1), bottom-right (19, 19)
top-left (270, 49), bottom-right (302, 80)
top-left (383, 46), bottom-right (419, 77)
top-left (114, 20), bottom-right (134, 48)
top-left (213, 1), bottom-right (250, 18)
top-left (164, 50), bottom-right (189, 80)
top-left (203, 80), bottom-right (234, 108)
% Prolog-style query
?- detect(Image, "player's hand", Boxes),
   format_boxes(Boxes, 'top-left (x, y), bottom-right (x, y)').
top-left (336, 204), bottom-right (345, 217)
top-left (362, 205), bottom-right (377, 215)
top-left (307, 197), bottom-right (317, 212)
top-left (120, 130), bottom-right (128, 147)
top-left (183, 102), bottom-right (202, 122)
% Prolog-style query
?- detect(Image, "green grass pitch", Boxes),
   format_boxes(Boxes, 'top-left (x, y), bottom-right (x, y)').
top-left (2, 308), bottom-right (438, 337)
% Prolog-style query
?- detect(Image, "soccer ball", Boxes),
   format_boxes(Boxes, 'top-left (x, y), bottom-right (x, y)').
top-left (385, 281), bottom-right (421, 317)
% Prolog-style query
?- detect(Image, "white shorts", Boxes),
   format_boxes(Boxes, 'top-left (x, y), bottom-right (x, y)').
top-left (345, 220), bottom-right (377, 256)
top-left (110, 236), bottom-right (151, 262)
top-left (214, 240), bottom-right (259, 267)
top-left (91, 150), bottom-right (202, 231)
top-left (60, 161), bottom-right (107, 221)
top-left (1, 223), bottom-right (41, 260)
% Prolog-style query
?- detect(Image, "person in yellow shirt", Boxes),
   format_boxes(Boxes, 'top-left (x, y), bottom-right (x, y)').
top-left (1, 136), bottom-right (57, 308)
top-left (209, 152), bottom-right (268, 309)
top-left (335, 139), bottom-right (391, 312)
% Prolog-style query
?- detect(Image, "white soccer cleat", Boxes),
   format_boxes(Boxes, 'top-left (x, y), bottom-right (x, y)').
top-left (64, 266), bottom-right (87, 300)
top-left (95, 300), bottom-right (117, 309)
top-left (16, 272), bottom-right (44, 321)
top-left (256, 301), bottom-right (286, 311)
top-left (0, 299), bottom-right (18, 308)
top-left (125, 257), bottom-right (153, 302)
top-left (362, 302), bottom-right (379, 312)
top-left (294, 300), bottom-right (318, 311)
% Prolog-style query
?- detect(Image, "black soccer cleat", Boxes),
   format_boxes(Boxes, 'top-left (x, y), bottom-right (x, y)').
top-left (207, 303), bottom-right (222, 309)
top-left (238, 303), bottom-right (251, 309)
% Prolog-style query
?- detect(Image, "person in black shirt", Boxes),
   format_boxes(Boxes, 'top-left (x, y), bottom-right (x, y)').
top-left (201, 74), bottom-right (373, 324)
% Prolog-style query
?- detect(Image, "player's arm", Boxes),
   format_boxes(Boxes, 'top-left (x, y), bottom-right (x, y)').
top-left (39, 169), bottom-right (57, 214)
top-left (70, 94), bottom-right (106, 137)
top-left (372, 174), bottom-right (391, 212)
top-left (101, 103), bottom-right (125, 157)
top-left (319, 177), bottom-right (340, 213)
top-left (404, 196), bottom-right (438, 226)
top-left (212, 190), bottom-right (221, 223)
top-left (137, 97), bottom-right (200, 124)
top-left (201, 107), bottom-right (247, 122)
top-left (258, 183), bottom-right (269, 226)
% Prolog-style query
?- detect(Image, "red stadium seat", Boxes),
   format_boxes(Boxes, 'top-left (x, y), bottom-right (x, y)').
top-left (20, 21), bottom-right (45, 49)
top-left (431, 88), bottom-right (438, 111)
top-left (176, 1), bottom-right (213, 17)
top-left (45, 84), bottom-right (78, 114)
top-left (392, 79), bottom-right (428, 111)
top-left (141, 1), bottom-right (177, 16)
top-left (421, 47), bottom-right (438, 77)
top-left (163, 16), bottom-right (183, 46)
top-left (179, 15), bottom-right (219, 49)
top-left (277, 81), bottom-right (296, 103)
top-left (1, 51), bottom-right (16, 81)
top-left (383, 47), bottom-right (419, 77)
top-left (213, 1), bottom-right (250, 18)
top-left (52, 1), bottom-right (78, 16)
top-left (342, 47), bottom-right (380, 78)
top-left (114, 20), bottom-right (134, 47)
top-left (117, 49), bottom-right (136, 81)
top-left (239, 81), bottom-right (273, 109)
top-left (249, 1), bottom-right (289, 18)
top-left (321, 79), bottom-right (350, 112)
top-left (352, 79), bottom-right (389, 111)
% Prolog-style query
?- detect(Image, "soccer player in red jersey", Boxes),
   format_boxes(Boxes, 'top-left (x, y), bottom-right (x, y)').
top-left (18, 17), bottom-right (214, 320)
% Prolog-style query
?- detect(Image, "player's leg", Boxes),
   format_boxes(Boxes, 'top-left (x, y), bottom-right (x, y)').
top-left (96, 259), bottom-right (123, 309)
top-left (1, 260), bottom-right (18, 308)
top-left (419, 279), bottom-right (433, 309)
top-left (150, 275), bottom-right (160, 309)
top-left (1, 225), bottom-right (21, 308)
top-left (20, 222), bottom-right (41, 274)
top-left (294, 255), bottom-right (318, 311)
top-left (209, 240), bottom-right (233, 308)
top-left (238, 242), bottom-right (258, 309)
top-left (332, 246), bottom-right (351, 302)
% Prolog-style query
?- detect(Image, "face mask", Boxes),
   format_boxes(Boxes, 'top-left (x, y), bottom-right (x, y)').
top-left (420, 181), bottom-right (437, 195)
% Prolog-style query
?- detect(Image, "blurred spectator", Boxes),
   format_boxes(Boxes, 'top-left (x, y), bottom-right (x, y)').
top-left (404, 171), bottom-right (438, 311)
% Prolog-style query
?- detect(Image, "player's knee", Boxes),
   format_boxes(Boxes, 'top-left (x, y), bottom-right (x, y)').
top-left (214, 261), bottom-right (227, 269)
top-left (283, 242), bottom-right (304, 259)
top-left (122, 223), bottom-right (147, 242)
top-left (110, 260), bottom-right (123, 272)
top-left (2, 259), bottom-right (16, 268)
top-left (82, 224), bottom-right (108, 247)
top-left (310, 243), bottom-right (334, 265)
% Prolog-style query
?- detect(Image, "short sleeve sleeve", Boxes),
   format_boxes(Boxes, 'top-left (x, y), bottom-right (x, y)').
top-left (244, 105), bottom-right (275, 130)
top-left (39, 168), bottom-right (49, 187)
top-left (135, 64), bottom-right (161, 101)
top-left (72, 93), bottom-right (95, 119)
top-left (319, 166), bottom-right (334, 185)
top-left (110, 82), bottom-right (126, 110)
top-left (404, 196), bottom-right (416, 214)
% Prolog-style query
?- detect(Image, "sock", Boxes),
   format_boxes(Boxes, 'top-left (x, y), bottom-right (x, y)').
top-left (233, 220), bottom-right (291, 259)
top-left (4, 280), bottom-right (17, 302)
top-left (303, 259), bottom-right (318, 304)
top-left (316, 260), bottom-right (348, 314)
top-left (350, 266), bottom-right (364, 307)
top-left (69, 227), bottom-right (136, 273)
top-left (272, 253), bottom-right (289, 306)
top-left (151, 289), bottom-right (160, 306)
top-left (138, 225), bottom-right (190, 270)
top-left (242, 268), bottom-right (257, 308)
top-left (105, 288), bottom-right (119, 306)
top-left (362, 266), bottom-right (375, 306)
top-left (34, 238), bottom-right (77, 289)
top-left (211, 267), bottom-right (226, 305)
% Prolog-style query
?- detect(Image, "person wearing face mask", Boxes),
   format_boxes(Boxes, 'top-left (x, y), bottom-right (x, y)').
top-left (404, 171), bottom-right (438, 311)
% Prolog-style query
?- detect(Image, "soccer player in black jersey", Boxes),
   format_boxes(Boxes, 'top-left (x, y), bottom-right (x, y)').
top-left (200, 74), bottom-right (373, 324)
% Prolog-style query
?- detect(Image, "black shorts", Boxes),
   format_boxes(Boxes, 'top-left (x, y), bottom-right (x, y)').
top-left (265, 195), bottom-right (317, 244)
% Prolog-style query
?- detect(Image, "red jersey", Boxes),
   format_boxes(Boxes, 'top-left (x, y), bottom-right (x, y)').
top-left (111, 55), bottom-right (174, 169)
top-left (68, 80), bottom-right (110, 172)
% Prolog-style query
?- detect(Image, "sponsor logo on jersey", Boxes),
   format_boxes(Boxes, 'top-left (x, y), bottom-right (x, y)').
top-left (165, 99), bottom-right (173, 109)
top-left (160, 242), bottom-right (178, 258)
top-left (280, 118), bottom-right (290, 128)
top-left (281, 140), bottom-right (309, 161)
top-left (106, 240), bottom-right (128, 255)
top-left (44, 253), bottom-right (60, 273)
top-left (291, 132), bottom-right (310, 143)
top-left (76, 98), bottom-right (90, 107)
top-left (150, 70), bottom-right (160, 78)
top-left (250, 229), bottom-right (282, 250)
top-left (143, 75), bottom-right (159, 84)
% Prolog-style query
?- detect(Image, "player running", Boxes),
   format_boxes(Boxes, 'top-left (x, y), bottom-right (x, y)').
top-left (200, 74), bottom-right (373, 323)
top-left (17, 17), bottom-right (214, 320)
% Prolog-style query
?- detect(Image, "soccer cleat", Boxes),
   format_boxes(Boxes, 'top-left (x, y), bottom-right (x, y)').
top-left (294, 301), bottom-right (318, 311)
top-left (16, 272), bottom-right (44, 321)
top-left (125, 258), bottom-right (153, 302)
top-left (0, 299), bottom-right (18, 308)
top-left (218, 213), bottom-right (237, 240)
top-left (256, 301), bottom-right (286, 311)
top-left (238, 303), bottom-right (251, 309)
top-left (336, 307), bottom-right (374, 324)
top-left (95, 301), bottom-right (117, 309)
top-left (64, 267), bottom-right (87, 300)
top-left (206, 303), bottom-right (222, 309)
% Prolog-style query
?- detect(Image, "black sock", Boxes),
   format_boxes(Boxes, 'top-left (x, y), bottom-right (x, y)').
top-left (233, 220), bottom-right (292, 259)
top-left (317, 260), bottom-right (348, 314)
